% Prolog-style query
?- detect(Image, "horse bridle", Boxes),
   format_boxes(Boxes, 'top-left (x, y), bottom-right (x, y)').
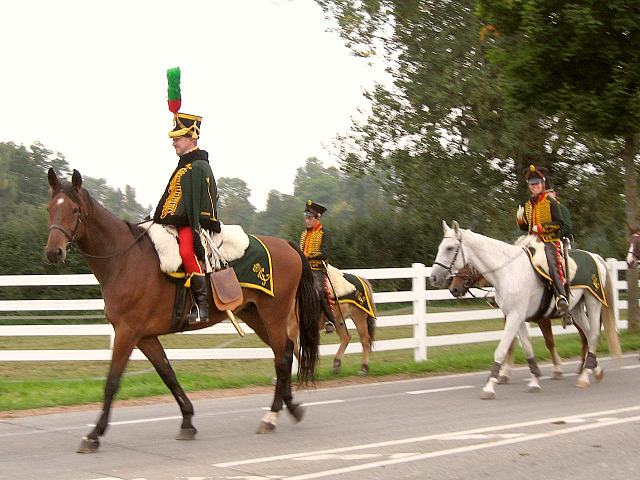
top-left (435, 232), bottom-right (524, 278)
top-left (48, 208), bottom-right (85, 245)
top-left (433, 235), bottom-right (465, 276)
top-left (48, 199), bottom-right (151, 260)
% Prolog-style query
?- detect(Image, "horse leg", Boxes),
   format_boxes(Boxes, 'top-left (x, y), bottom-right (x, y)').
top-left (354, 311), bottom-right (373, 376)
top-left (281, 340), bottom-right (305, 422)
top-left (539, 318), bottom-right (563, 379)
top-left (482, 314), bottom-right (522, 400)
top-left (136, 336), bottom-right (197, 440)
top-left (498, 338), bottom-right (515, 384)
top-left (332, 307), bottom-right (351, 374)
top-left (576, 299), bottom-right (602, 388)
top-left (517, 323), bottom-right (541, 393)
top-left (257, 339), bottom-right (297, 434)
top-left (77, 331), bottom-right (137, 453)
top-left (575, 323), bottom-right (588, 374)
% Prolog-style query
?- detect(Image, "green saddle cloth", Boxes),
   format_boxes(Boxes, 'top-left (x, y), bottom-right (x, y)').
top-left (526, 248), bottom-right (607, 306)
top-left (568, 249), bottom-right (607, 306)
top-left (229, 235), bottom-right (274, 297)
top-left (337, 273), bottom-right (376, 317)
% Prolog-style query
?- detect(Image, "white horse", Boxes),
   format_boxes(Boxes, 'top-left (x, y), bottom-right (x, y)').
top-left (430, 221), bottom-right (621, 399)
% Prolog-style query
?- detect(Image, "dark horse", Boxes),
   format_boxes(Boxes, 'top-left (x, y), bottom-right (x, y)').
top-left (45, 169), bottom-right (320, 453)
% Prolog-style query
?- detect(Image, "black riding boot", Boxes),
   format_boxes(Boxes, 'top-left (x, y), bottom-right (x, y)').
top-left (545, 245), bottom-right (571, 325)
top-left (320, 292), bottom-right (336, 333)
top-left (187, 274), bottom-right (210, 324)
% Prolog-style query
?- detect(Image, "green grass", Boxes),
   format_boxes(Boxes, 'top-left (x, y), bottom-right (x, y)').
top-left (1, 329), bottom-right (639, 412)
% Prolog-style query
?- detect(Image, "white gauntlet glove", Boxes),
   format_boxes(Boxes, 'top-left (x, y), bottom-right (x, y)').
top-left (516, 205), bottom-right (525, 223)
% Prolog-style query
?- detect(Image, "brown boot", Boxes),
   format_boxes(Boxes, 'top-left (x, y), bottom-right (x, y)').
top-left (187, 274), bottom-right (209, 324)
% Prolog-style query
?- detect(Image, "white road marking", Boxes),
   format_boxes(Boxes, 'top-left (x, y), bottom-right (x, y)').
top-left (622, 364), bottom-right (640, 370)
top-left (213, 404), bottom-right (640, 468)
top-left (294, 454), bottom-right (381, 461)
top-left (280, 414), bottom-right (640, 480)
top-left (440, 433), bottom-right (525, 440)
top-left (261, 400), bottom-right (345, 411)
top-left (406, 385), bottom-right (473, 395)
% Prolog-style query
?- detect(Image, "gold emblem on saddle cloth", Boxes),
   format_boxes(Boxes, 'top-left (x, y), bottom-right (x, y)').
top-left (253, 262), bottom-right (271, 287)
top-left (592, 274), bottom-right (600, 291)
top-left (160, 164), bottom-right (192, 219)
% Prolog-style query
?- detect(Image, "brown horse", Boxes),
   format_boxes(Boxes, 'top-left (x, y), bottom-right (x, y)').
top-left (626, 224), bottom-right (640, 267)
top-left (450, 265), bottom-right (588, 382)
top-left (325, 275), bottom-right (376, 376)
top-left (45, 169), bottom-right (320, 453)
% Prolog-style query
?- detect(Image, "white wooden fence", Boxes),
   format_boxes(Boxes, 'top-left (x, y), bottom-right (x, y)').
top-left (0, 259), bottom-right (630, 362)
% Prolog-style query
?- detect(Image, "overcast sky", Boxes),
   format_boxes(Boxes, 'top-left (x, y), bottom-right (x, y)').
top-left (1, 0), bottom-right (379, 210)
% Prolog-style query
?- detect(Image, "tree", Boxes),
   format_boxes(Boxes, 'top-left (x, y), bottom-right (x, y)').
top-left (217, 177), bottom-right (257, 227)
top-left (477, 0), bottom-right (640, 330)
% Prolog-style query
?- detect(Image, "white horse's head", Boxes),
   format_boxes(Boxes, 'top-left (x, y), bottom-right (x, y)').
top-left (430, 220), bottom-right (464, 287)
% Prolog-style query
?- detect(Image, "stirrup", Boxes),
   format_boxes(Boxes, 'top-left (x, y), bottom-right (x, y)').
top-left (555, 296), bottom-right (569, 315)
top-left (561, 312), bottom-right (573, 329)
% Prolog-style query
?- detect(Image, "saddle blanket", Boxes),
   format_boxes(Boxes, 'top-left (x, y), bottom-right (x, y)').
top-left (336, 272), bottom-right (376, 318)
top-left (228, 235), bottom-right (274, 297)
top-left (525, 247), bottom-right (607, 306)
top-left (144, 221), bottom-right (273, 297)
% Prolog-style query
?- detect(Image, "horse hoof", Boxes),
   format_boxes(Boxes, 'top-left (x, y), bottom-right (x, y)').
top-left (594, 367), bottom-right (604, 382)
top-left (525, 385), bottom-right (541, 394)
top-left (551, 371), bottom-right (563, 380)
top-left (256, 421), bottom-right (276, 434)
top-left (480, 390), bottom-right (495, 400)
top-left (332, 359), bottom-right (341, 375)
top-left (288, 405), bottom-right (305, 423)
top-left (176, 427), bottom-right (197, 440)
top-left (359, 364), bottom-right (369, 376)
top-left (497, 375), bottom-right (510, 384)
top-left (77, 437), bottom-right (100, 454)
top-left (576, 379), bottom-right (590, 389)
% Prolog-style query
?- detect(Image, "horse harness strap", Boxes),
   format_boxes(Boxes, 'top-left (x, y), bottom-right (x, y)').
top-left (75, 222), bottom-right (154, 259)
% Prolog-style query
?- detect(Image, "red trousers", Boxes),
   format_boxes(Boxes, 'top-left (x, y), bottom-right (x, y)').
top-left (178, 226), bottom-right (203, 274)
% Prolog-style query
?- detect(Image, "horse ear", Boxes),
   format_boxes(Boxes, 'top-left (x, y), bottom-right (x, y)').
top-left (452, 220), bottom-right (460, 231)
top-left (47, 168), bottom-right (60, 190)
top-left (628, 223), bottom-right (637, 234)
top-left (71, 169), bottom-right (83, 189)
top-left (442, 220), bottom-right (450, 233)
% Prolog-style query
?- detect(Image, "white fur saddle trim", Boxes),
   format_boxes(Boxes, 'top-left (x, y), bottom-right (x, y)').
top-left (326, 263), bottom-right (356, 297)
top-left (144, 221), bottom-right (182, 273)
top-left (517, 235), bottom-right (577, 281)
top-left (143, 221), bottom-right (250, 274)
top-left (219, 224), bottom-right (250, 261)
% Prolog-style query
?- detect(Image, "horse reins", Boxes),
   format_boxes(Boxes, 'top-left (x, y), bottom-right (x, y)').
top-left (49, 207), bottom-right (153, 260)
top-left (436, 233), bottom-right (524, 278)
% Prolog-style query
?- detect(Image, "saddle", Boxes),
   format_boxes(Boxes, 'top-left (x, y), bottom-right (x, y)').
top-left (326, 263), bottom-right (356, 298)
top-left (516, 236), bottom-right (577, 282)
top-left (143, 221), bottom-right (249, 332)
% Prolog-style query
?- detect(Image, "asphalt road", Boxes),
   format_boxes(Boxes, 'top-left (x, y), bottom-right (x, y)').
top-left (1, 354), bottom-right (640, 480)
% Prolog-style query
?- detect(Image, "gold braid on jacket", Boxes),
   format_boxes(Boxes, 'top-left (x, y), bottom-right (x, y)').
top-left (524, 195), bottom-right (559, 242)
top-left (160, 165), bottom-right (192, 219)
top-left (300, 229), bottom-right (325, 269)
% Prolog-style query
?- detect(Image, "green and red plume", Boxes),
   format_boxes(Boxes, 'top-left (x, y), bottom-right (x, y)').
top-left (167, 67), bottom-right (181, 113)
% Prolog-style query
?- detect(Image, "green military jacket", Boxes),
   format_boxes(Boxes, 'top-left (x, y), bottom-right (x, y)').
top-left (153, 148), bottom-right (220, 233)
top-left (517, 192), bottom-right (572, 242)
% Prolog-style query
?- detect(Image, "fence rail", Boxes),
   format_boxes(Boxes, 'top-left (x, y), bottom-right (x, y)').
top-left (0, 259), bottom-right (630, 362)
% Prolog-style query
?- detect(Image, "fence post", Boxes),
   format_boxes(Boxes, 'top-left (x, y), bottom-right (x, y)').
top-left (412, 262), bottom-right (427, 362)
top-left (606, 258), bottom-right (621, 330)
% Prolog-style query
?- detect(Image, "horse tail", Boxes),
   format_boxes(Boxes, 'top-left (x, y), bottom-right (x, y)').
top-left (289, 241), bottom-right (320, 385)
top-left (363, 277), bottom-right (376, 345)
top-left (602, 258), bottom-right (622, 364)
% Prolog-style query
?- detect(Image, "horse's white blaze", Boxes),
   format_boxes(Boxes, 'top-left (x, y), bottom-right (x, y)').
top-left (55, 197), bottom-right (64, 205)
